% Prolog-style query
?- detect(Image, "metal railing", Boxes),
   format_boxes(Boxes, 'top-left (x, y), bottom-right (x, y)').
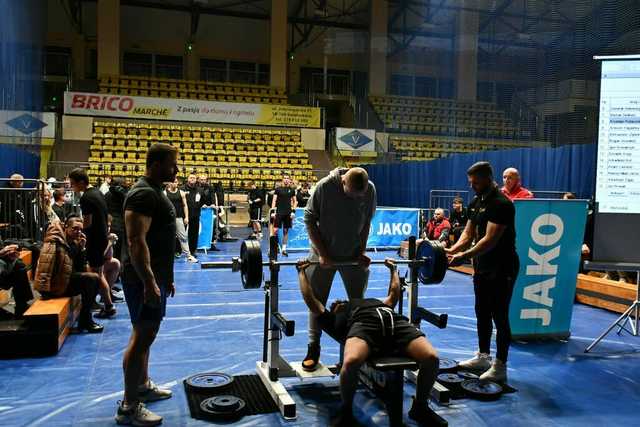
top-left (47, 161), bottom-right (90, 181)
top-left (0, 179), bottom-right (50, 242)
top-left (429, 190), bottom-right (471, 210)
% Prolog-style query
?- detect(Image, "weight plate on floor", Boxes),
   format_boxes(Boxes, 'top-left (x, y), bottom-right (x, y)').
top-left (185, 372), bottom-right (233, 392)
top-left (437, 373), bottom-right (464, 387)
top-left (438, 357), bottom-right (458, 372)
top-left (457, 370), bottom-right (479, 380)
top-left (200, 395), bottom-right (246, 421)
top-left (461, 379), bottom-right (503, 401)
top-left (416, 240), bottom-right (448, 284)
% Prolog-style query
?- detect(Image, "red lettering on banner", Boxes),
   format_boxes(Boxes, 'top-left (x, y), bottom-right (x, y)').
top-left (99, 96), bottom-right (108, 110)
top-left (87, 96), bottom-right (101, 109)
top-left (71, 94), bottom-right (86, 108)
top-left (107, 97), bottom-right (120, 111)
top-left (119, 98), bottom-right (134, 112)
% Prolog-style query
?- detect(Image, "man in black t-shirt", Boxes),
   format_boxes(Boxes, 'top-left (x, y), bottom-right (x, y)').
top-left (449, 196), bottom-right (468, 244)
top-left (116, 144), bottom-right (178, 427)
top-left (446, 161), bottom-right (519, 384)
top-left (247, 181), bottom-right (263, 238)
top-left (69, 168), bottom-right (116, 319)
top-left (271, 175), bottom-right (297, 256)
top-left (296, 259), bottom-right (445, 427)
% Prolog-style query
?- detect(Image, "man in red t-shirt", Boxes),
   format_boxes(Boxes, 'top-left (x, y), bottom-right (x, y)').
top-left (501, 168), bottom-right (534, 200)
top-left (424, 208), bottom-right (451, 245)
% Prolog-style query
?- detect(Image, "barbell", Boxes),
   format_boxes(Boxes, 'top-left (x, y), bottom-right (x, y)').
top-left (201, 239), bottom-right (448, 289)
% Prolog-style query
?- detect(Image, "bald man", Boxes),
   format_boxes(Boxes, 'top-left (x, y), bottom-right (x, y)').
top-left (302, 167), bottom-right (377, 372)
top-left (424, 208), bottom-right (451, 244)
top-left (501, 168), bottom-right (533, 201)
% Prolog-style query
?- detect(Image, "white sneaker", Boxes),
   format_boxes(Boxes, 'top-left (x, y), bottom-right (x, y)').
top-left (479, 359), bottom-right (507, 383)
top-left (115, 401), bottom-right (162, 426)
top-left (187, 255), bottom-right (198, 263)
top-left (458, 352), bottom-right (492, 372)
top-left (138, 379), bottom-right (172, 402)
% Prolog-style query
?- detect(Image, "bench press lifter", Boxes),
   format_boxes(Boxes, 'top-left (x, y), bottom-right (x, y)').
top-left (296, 259), bottom-right (447, 427)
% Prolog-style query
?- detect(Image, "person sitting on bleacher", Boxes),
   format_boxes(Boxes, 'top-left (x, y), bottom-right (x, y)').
top-left (34, 216), bottom-right (103, 333)
top-left (449, 197), bottom-right (468, 244)
top-left (423, 208), bottom-right (451, 246)
top-left (501, 167), bottom-right (533, 201)
top-left (296, 259), bottom-right (445, 427)
top-left (0, 242), bottom-right (34, 318)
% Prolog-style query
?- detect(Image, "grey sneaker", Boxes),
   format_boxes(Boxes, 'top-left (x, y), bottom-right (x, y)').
top-left (479, 359), bottom-right (507, 383)
top-left (115, 401), bottom-right (162, 426)
top-left (138, 380), bottom-right (172, 402)
top-left (458, 352), bottom-right (492, 372)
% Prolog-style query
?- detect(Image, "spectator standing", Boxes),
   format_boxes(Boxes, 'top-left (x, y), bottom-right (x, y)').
top-left (247, 181), bottom-right (263, 238)
top-left (501, 168), bottom-right (533, 200)
top-left (104, 177), bottom-right (128, 260)
top-left (271, 175), bottom-right (297, 256)
top-left (68, 168), bottom-right (116, 319)
top-left (52, 188), bottom-right (73, 221)
top-left (296, 182), bottom-right (311, 208)
top-left (183, 174), bottom-right (204, 258)
top-left (165, 179), bottom-right (197, 262)
top-left (99, 175), bottom-right (112, 195)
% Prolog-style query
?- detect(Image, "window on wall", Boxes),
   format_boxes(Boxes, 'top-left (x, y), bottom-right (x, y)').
top-left (390, 74), bottom-right (413, 96)
top-left (44, 47), bottom-right (71, 77)
top-left (229, 61), bottom-right (256, 84)
top-left (155, 55), bottom-right (183, 79)
top-left (257, 64), bottom-right (269, 85)
top-left (201, 58), bottom-right (227, 82)
top-left (123, 52), bottom-right (152, 77)
top-left (415, 76), bottom-right (437, 98)
top-left (438, 79), bottom-right (455, 99)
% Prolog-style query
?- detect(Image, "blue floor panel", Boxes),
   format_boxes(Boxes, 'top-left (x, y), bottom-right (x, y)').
top-left (2, 231), bottom-right (639, 426)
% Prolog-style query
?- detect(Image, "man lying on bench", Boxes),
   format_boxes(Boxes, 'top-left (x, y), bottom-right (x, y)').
top-left (296, 259), bottom-right (446, 427)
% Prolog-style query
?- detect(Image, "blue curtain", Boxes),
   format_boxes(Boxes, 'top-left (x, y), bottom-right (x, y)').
top-left (365, 143), bottom-right (596, 208)
top-left (0, 144), bottom-right (40, 179)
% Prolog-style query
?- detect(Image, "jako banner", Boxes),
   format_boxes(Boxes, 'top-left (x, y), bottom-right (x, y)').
top-left (197, 207), bottom-right (216, 250)
top-left (281, 207), bottom-right (420, 250)
top-left (509, 199), bottom-right (588, 339)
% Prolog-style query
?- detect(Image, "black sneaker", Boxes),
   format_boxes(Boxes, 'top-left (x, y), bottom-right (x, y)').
top-left (408, 399), bottom-right (448, 426)
top-left (209, 245), bottom-right (221, 252)
top-left (91, 301), bottom-right (104, 312)
top-left (95, 306), bottom-right (117, 319)
top-left (282, 250), bottom-right (288, 257)
top-left (113, 286), bottom-right (122, 292)
top-left (77, 320), bottom-right (104, 333)
top-left (302, 343), bottom-right (321, 372)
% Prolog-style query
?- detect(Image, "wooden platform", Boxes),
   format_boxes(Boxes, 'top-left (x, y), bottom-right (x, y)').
top-left (23, 296), bottom-right (82, 356)
top-left (576, 274), bottom-right (638, 314)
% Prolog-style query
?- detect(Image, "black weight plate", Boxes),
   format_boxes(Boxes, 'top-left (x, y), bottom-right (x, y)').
top-left (457, 370), bottom-right (479, 380)
top-left (438, 357), bottom-right (458, 372)
top-left (461, 379), bottom-right (503, 401)
top-left (240, 239), bottom-right (263, 289)
top-left (416, 240), bottom-right (448, 284)
top-left (185, 372), bottom-right (234, 392)
top-left (437, 373), bottom-right (464, 386)
top-left (200, 395), bottom-right (246, 421)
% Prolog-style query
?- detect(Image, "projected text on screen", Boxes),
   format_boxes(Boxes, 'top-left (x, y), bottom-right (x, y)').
top-left (596, 60), bottom-right (640, 214)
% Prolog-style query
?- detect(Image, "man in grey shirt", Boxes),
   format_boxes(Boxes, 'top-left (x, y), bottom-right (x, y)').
top-left (302, 167), bottom-right (376, 371)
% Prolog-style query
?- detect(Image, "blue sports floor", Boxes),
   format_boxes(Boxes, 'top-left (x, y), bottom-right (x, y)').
top-left (2, 228), bottom-right (640, 426)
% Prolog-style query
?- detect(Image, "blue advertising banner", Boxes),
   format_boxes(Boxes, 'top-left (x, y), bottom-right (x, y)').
top-left (197, 207), bottom-right (216, 250)
top-left (509, 199), bottom-right (588, 339)
top-left (281, 207), bottom-right (420, 250)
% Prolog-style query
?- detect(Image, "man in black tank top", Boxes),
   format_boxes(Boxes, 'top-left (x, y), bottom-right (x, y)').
top-left (165, 180), bottom-right (197, 263)
top-left (297, 260), bottom-right (446, 427)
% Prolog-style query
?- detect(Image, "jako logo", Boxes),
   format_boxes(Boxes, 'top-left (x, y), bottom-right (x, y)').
top-left (376, 223), bottom-right (412, 236)
top-left (71, 94), bottom-right (134, 112)
top-left (520, 214), bottom-right (563, 326)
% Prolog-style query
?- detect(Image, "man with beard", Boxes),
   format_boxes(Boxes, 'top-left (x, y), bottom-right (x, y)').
top-left (446, 161), bottom-right (519, 383)
top-left (116, 143), bottom-right (178, 426)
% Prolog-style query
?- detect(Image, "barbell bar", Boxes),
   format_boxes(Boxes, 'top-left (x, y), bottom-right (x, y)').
top-left (201, 239), bottom-right (448, 289)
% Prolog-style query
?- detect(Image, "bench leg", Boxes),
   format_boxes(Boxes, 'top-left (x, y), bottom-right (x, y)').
top-left (359, 366), bottom-right (405, 427)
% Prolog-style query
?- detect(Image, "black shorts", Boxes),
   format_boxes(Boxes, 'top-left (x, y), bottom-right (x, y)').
top-left (273, 213), bottom-right (292, 229)
top-left (85, 238), bottom-right (108, 268)
top-left (122, 280), bottom-right (168, 325)
top-left (347, 316), bottom-right (425, 356)
top-left (249, 208), bottom-right (261, 221)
